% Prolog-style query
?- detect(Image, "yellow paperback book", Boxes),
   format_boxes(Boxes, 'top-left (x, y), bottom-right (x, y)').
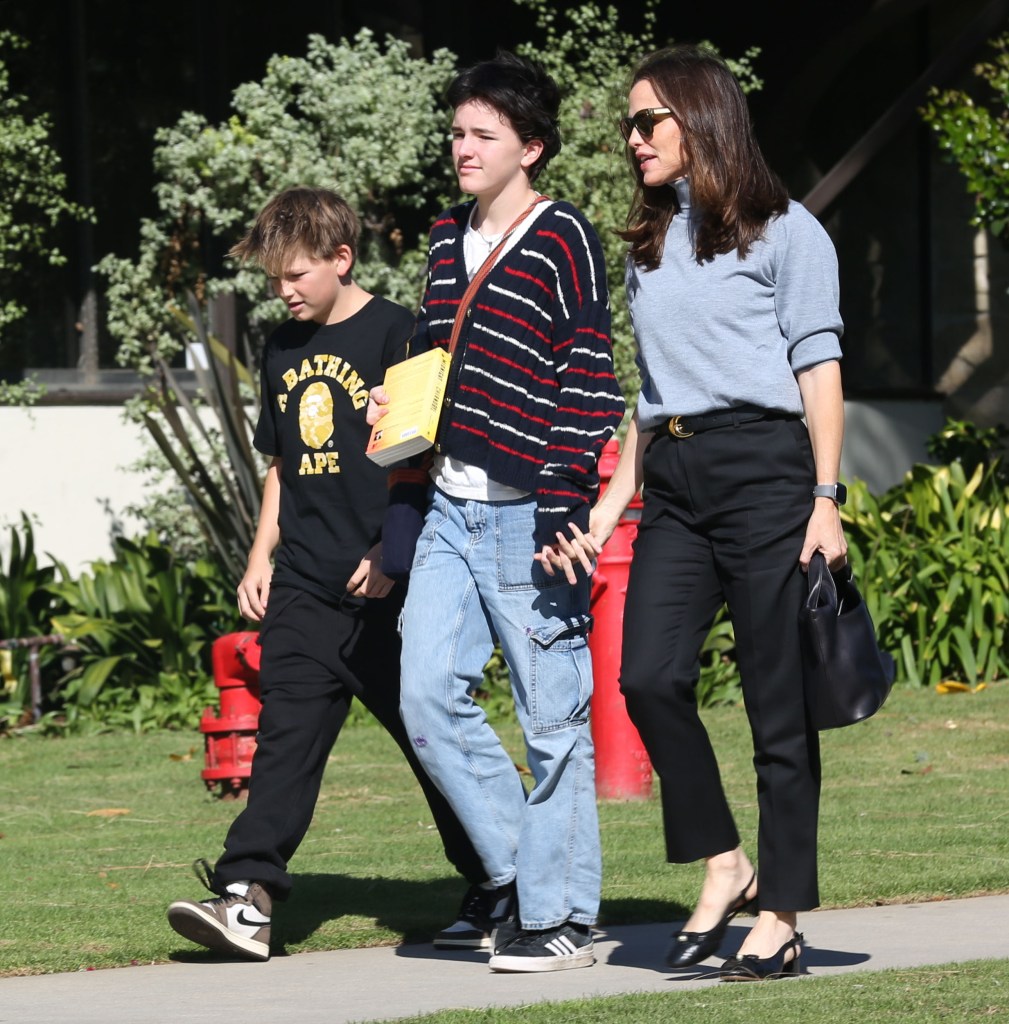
top-left (365, 347), bottom-right (452, 466)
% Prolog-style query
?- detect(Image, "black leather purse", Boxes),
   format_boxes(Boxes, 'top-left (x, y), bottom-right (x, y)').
top-left (799, 552), bottom-right (895, 730)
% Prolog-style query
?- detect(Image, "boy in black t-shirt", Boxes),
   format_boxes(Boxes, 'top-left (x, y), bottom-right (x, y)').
top-left (167, 187), bottom-right (495, 962)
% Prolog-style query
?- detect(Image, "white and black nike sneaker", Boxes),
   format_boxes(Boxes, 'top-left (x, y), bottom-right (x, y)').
top-left (168, 865), bottom-right (272, 962)
top-left (489, 921), bottom-right (595, 972)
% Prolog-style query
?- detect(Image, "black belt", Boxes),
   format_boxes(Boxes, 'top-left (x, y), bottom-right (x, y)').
top-left (660, 409), bottom-right (797, 439)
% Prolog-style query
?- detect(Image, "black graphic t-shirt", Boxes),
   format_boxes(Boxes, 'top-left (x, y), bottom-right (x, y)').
top-left (254, 295), bottom-right (414, 602)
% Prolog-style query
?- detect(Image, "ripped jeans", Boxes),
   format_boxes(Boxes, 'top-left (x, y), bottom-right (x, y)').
top-left (399, 489), bottom-right (600, 929)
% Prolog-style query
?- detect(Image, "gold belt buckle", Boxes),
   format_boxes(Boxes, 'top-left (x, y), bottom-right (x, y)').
top-left (668, 415), bottom-right (694, 439)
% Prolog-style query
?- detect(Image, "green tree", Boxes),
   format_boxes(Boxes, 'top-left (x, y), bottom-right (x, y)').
top-left (97, 30), bottom-right (459, 562)
top-left (921, 32), bottom-right (1009, 235)
top-left (0, 32), bottom-right (92, 404)
top-left (101, 8), bottom-right (764, 568)
top-left (99, 30), bottom-right (458, 374)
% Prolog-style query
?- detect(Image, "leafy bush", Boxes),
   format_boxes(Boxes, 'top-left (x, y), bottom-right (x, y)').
top-left (49, 534), bottom-right (242, 733)
top-left (843, 451), bottom-right (1009, 688)
top-left (921, 33), bottom-right (1009, 236)
top-left (696, 614), bottom-right (742, 706)
top-left (0, 515), bottom-right (67, 728)
top-left (138, 294), bottom-right (266, 582)
top-left (98, 30), bottom-right (457, 375)
top-left (926, 418), bottom-right (1008, 483)
top-left (0, 32), bottom-right (92, 400)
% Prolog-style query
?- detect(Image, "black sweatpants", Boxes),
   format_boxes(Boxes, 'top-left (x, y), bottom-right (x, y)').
top-left (214, 585), bottom-right (486, 899)
top-left (620, 417), bottom-right (822, 911)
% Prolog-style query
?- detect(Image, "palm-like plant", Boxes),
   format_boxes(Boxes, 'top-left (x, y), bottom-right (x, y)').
top-left (142, 292), bottom-right (266, 583)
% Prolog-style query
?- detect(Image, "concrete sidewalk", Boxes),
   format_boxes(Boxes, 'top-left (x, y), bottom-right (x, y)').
top-left (2, 896), bottom-right (1006, 1024)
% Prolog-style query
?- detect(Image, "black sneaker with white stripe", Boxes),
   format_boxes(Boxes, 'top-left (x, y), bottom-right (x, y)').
top-left (489, 921), bottom-right (595, 972)
top-left (434, 882), bottom-right (515, 950)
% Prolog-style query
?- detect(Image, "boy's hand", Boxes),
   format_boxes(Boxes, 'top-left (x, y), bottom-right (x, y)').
top-left (237, 557), bottom-right (273, 622)
top-left (346, 543), bottom-right (395, 598)
top-left (533, 522), bottom-right (600, 585)
top-left (366, 385), bottom-right (390, 426)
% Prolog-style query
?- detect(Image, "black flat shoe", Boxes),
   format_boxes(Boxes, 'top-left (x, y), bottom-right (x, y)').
top-left (665, 872), bottom-right (758, 969)
top-left (719, 931), bottom-right (802, 981)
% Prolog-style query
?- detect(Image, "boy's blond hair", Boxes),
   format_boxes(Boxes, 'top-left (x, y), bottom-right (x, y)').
top-left (229, 186), bottom-right (361, 276)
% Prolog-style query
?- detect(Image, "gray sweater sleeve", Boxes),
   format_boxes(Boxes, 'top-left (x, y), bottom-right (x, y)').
top-left (774, 202), bottom-right (844, 372)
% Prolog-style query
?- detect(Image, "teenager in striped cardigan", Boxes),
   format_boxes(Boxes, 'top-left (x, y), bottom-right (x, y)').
top-left (370, 52), bottom-right (624, 972)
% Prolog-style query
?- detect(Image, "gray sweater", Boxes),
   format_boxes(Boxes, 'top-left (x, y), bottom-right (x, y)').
top-left (627, 177), bottom-right (843, 431)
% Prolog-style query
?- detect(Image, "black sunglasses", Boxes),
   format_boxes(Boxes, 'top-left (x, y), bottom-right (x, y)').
top-left (619, 107), bottom-right (676, 142)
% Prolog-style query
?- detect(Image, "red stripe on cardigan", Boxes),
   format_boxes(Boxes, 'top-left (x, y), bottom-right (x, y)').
top-left (455, 422), bottom-right (546, 465)
top-left (503, 265), bottom-right (555, 300)
top-left (535, 229), bottom-right (583, 307)
top-left (458, 383), bottom-right (554, 429)
top-left (475, 303), bottom-right (552, 347)
top-left (467, 342), bottom-right (560, 391)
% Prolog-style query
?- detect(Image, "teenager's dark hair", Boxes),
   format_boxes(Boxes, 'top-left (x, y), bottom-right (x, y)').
top-left (620, 45), bottom-right (788, 269)
top-left (446, 51), bottom-right (561, 182)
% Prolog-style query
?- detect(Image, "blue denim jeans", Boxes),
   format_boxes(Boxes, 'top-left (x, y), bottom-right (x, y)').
top-left (399, 489), bottom-right (600, 929)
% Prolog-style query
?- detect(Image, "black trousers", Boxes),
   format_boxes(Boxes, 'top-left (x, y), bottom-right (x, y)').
top-left (215, 586), bottom-right (486, 899)
top-left (620, 417), bottom-right (821, 910)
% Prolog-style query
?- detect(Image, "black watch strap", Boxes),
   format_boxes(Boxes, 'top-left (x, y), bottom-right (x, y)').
top-left (812, 482), bottom-right (847, 506)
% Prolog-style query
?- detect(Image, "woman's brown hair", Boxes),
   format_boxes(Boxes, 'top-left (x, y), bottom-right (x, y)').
top-left (620, 45), bottom-right (788, 270)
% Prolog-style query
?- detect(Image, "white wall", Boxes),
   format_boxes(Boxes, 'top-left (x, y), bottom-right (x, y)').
top-left (0, 406), bottom-right (150, 572)
top-left (0, 398), bottom-right (945, 574)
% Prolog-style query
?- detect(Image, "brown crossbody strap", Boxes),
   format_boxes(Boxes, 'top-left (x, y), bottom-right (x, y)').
top-left (447, 195), bottom-right (552, 357)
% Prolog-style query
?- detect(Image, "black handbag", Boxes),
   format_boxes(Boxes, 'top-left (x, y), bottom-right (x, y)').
top-left (799, 552), bottom-right (895, 730)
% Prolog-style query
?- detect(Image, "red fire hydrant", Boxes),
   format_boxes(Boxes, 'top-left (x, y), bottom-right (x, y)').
top-left (201, 632), bottom-right (262, 798)
top-left (589, 439), bottom-right (653, 800)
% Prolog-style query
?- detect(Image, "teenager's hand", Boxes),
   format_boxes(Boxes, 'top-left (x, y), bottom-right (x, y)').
top-left (533, 522), bottom-right (600, 585)
top-left (237, 556), bottom-right (273, 622)
top-left (346, 543), bottom-right (395, 599)
top-left (366, 385), bottom-right (390, 426)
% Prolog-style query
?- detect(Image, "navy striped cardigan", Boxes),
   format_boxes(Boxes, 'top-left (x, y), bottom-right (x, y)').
top-left (412, 199), bottom-right (625, 546)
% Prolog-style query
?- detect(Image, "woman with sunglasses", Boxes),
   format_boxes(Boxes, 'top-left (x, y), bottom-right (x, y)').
top-left (371, 51), bottom-right (624, 972)
top-left (586, 45), bottom-right (846, 981)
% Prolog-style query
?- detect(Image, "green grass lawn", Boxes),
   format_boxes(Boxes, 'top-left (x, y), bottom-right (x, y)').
top-left (0, 682), bottom-right (1006, 977)
top-left (382, 959), bottom-right (1009, 1024)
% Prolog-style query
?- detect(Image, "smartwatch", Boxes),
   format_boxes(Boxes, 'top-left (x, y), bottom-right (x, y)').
top-left (812, 482), bottom-right (847, 506)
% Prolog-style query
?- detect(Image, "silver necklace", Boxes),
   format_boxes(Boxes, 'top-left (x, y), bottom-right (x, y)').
top-left (473, 223), bottom-right (505, 249)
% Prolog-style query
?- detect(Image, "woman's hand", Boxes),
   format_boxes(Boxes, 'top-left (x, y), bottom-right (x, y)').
top-left (366, 385), bottom-right (390, 427)
top-left (799, 500), bottom-right (847, 571)
top-left (589, 503), bottom-right (621, 550)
